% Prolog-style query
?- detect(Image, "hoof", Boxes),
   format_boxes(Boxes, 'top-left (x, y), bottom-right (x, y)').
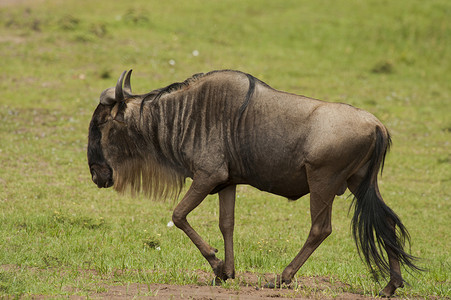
top-left (226, 271), bottom-right (236, 280)
top-left (379, 281), bottom-right (404, 298)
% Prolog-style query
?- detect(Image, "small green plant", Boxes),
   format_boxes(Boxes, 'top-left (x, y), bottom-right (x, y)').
top-left (371, 60), bottom-right (395, 74)
top-left (143, 237), bottom-right (160, 250)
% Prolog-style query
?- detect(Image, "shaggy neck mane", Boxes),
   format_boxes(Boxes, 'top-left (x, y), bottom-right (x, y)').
top-left (139, 70), bottom-right (257, 114)
top-left (116, 70), bottom-right (257, 200)
top-left (140, 72), bottom-right (206, 115)
top-left (112, 154), bottom-right (185, 201)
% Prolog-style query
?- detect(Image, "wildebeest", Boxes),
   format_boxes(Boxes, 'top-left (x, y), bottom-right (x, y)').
top-left (87, 69), bottom-right (420, 297)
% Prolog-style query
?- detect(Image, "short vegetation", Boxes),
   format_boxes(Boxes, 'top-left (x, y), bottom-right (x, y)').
top-left (0, 0), bottom-right (450, 298)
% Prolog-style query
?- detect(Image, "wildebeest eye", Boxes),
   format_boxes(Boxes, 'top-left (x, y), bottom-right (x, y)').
top-left (97, 119), bottom-right (109, 126)
top-left (95, 113), bottom-right (110, 126)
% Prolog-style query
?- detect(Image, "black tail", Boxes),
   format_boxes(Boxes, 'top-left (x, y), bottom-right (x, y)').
top-left (350, 127), bottom-right (421, 280)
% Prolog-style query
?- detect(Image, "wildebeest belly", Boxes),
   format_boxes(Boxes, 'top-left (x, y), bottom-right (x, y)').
top-left (231, 163), bottom-right (310, 200)
top-left (254, 165), bottom-right (309, 200)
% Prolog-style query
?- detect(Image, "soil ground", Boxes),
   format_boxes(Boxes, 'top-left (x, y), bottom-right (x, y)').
top-left (66, 270), bottom-right (394, 299)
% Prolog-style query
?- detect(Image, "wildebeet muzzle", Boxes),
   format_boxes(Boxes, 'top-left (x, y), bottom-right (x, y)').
top-left (90, 163), bottom-right (113, 188)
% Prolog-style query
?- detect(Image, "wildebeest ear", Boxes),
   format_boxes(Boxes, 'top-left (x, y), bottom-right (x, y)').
top-left (99, 87), bottom-right (116, 106)
top-left (99, 70), bottom-right (133, 106)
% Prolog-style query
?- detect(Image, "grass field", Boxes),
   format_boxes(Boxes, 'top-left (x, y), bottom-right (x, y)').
top-left (1, 0), bottom-right (450, 298)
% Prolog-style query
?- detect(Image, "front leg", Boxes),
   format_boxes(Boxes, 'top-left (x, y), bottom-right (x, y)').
top-left (218, 185), bottom-right (236, 280)
top-left (171, 176), bottom-right (224, 275)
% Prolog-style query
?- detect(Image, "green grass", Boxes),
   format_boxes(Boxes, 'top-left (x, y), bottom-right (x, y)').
top-left (1, 0), bottom-right (450, 298)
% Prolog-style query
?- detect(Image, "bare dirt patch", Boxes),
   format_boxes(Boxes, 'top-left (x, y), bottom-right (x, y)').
top-left (69, 271), bottom-right (391, 299)
top-left (3, 265), bottom-right (411, 299)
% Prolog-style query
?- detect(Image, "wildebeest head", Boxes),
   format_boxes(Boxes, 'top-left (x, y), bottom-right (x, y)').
top-left (87, 70), bottom-right (133, 189)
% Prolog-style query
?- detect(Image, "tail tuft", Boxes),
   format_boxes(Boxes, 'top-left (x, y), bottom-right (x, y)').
top-left (350, 127), bottom-right (421, 280)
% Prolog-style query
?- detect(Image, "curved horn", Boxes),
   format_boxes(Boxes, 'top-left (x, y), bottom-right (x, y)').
top-left (115, 70), bottom-right (127, 103)
top-left (123, 69), bottom-right (133, 97)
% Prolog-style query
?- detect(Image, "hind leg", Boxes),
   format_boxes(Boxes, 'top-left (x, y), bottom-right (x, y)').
top-left (279, 189), bottom-right (334, 284)
top-left (278, 169), bottom-right (344, 285)
top-left (378, 214), bottom-right (404, 297)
